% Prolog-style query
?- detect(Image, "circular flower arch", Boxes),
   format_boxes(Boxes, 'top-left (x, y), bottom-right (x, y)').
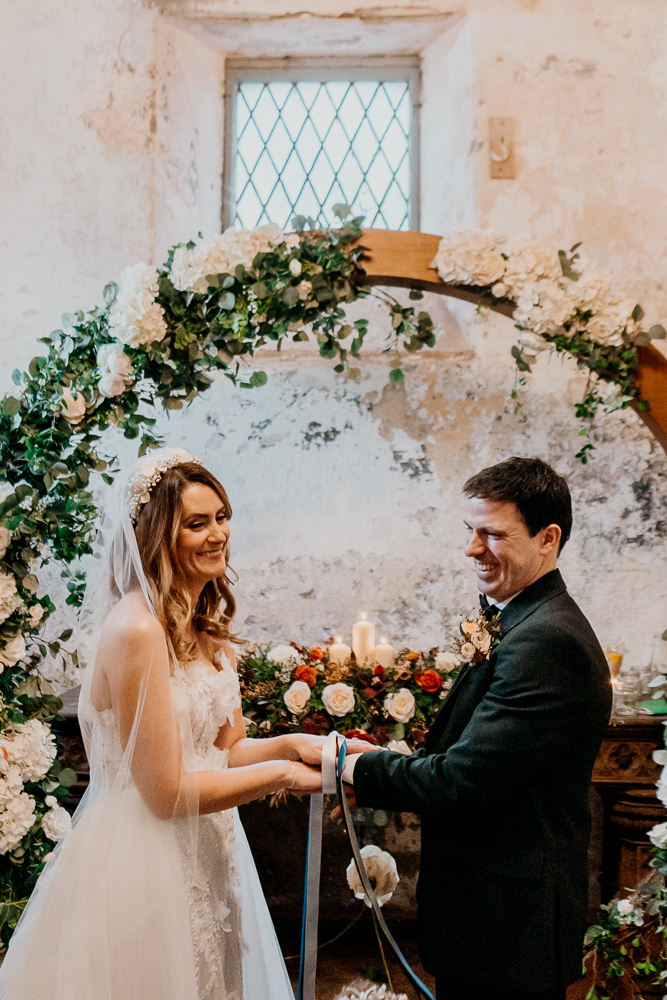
top-left (0, 210), bottom-right (663, 940)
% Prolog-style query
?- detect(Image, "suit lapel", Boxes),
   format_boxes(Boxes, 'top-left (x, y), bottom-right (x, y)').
top-left (425, 570), bottom-right (568, 750)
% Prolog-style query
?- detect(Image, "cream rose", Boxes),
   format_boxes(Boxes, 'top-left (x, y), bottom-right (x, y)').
top-left (298, 280), bottom-right (313, 300)
top-left (289, 258), bottom-right (302, 277)
top-left (648, 821), bottom-right (667, 848)
top-left (460, 642), bottom-right (476, 660)
top-left (346, 845), bottom-right (399, 907)
top-left (321, 682), bottom-right (356, 718)
top-left (471, 630), bottom-right (491, 654)
top-left (284, 680), bottom-right (311, 715)
top-left (27, 605), bottom-right (44, 628)
top-left (60, 387), bottom-right (86, 424)
top-left (383, 688), bottom-right (415, 724)
top-left (0, 527), bottom-right (10, 560)
top-left (0, 633), bottom-right (26, 669)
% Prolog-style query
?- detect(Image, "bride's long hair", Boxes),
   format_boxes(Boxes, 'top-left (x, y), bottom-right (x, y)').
top-left (130, 461), bottom-right (241, 663)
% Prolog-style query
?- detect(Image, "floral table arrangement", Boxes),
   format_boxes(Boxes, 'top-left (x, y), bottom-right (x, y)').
top-left (238, 610), bottom-right (499, 749)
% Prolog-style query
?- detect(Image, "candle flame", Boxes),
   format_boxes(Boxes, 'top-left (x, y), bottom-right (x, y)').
top-left (381, 637), bottom-right (387, 644)
top-left (335, 637), bottom-right (343, 644)
top-left (360, 612), bottom-right (367, 620)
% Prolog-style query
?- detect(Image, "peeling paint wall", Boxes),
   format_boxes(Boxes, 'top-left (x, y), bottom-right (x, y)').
top-left (1, 0), bottom-right (667, 677)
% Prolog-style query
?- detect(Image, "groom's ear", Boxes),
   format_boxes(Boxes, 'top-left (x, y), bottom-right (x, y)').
top-left (540, 523), bottom-right (562, 556)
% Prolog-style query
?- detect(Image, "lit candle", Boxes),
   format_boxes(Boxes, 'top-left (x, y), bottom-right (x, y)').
top-left (328, 636), bottom-right (351, 666)
top-left (373, 637), bottom-right (395, 669)
top-left (352, 612), bottom-right (376, 666)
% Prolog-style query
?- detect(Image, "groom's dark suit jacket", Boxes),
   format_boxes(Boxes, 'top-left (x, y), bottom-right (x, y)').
top-left (353, 570), bottom-right (612, 992)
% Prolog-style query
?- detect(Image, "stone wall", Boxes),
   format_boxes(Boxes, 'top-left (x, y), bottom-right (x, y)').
top-left (1, 0), bottom-right (666, 676)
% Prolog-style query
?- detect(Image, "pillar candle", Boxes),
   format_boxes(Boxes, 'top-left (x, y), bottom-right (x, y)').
top-left (328, 636), bottom-right (351, 666)
top-left (373, 637), bottom-right (395, 669)
top-left (352, 612), bottom-right (376, 666)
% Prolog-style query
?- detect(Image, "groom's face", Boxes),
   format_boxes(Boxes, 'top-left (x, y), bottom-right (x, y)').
top-left (464, 496), bottom-right (552, 601)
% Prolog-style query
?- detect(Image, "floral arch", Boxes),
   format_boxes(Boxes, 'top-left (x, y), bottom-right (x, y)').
top-left (0, 212), bottom-right (666, 940)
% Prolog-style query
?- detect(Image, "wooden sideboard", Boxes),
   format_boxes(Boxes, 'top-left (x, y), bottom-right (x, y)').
top-left (53, 689), bottom-right (666, 913)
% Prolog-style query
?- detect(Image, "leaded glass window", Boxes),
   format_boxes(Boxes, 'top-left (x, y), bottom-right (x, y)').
top-left (224, 62), bottom-right (420, 231)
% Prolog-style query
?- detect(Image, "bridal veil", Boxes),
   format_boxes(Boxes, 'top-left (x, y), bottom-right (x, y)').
top-left (0, 449), bottom-right (294, 1000)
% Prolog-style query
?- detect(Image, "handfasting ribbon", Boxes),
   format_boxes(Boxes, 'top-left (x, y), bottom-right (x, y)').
top-left (333, 738), bottom-right (436, 1000)
top-left (298, 731), bottom-right (340, 1000)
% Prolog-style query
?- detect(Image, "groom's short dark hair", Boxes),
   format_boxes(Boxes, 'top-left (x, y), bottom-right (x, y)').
top-left (463, 457), bottom-right (572, 552)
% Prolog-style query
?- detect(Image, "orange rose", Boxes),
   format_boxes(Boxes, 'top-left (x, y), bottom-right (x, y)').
top-left (309, 646), bottom-right (325, 661)
top-left (415, 669), bottom-right (443, 693)
top-left (344, 729), bottom-right (377, 745)
top-left (295, 664), bottom-right (318, 688)
top-left (405, 652), bottom-right (420, 662)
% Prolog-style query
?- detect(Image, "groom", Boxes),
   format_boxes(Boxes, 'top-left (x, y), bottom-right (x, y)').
top-left (343, 457), bottom-right (612, 1000)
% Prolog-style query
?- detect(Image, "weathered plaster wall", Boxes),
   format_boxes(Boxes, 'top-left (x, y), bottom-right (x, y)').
top-left (2, 0), bottom-right (667, 680)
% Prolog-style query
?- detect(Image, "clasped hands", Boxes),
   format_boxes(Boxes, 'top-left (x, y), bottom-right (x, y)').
top-left (284, 733), bottom-right (380, 815)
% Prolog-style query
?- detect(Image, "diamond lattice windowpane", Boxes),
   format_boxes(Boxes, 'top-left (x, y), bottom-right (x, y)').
top-left (231, 73), bottom-right (414, 230)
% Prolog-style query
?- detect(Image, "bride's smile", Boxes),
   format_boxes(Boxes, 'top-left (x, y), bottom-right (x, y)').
top-left (177, 483), bottom-right (231, 590)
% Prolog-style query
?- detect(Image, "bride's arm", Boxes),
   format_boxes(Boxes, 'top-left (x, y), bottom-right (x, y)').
top-left (215, 645), bottom-right (326, 766)
top-left (100, 613), bottom-right (320, 819)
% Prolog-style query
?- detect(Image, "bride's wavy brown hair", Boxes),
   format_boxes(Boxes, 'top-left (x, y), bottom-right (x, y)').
top-left (133, 462), bottom-right (241, 664)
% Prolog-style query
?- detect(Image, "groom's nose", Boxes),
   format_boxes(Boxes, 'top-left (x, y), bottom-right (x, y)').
top-left (465, 530), bottom-right (487, 558)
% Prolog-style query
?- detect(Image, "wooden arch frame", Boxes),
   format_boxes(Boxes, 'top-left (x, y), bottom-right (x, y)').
top-left (357, 230), bottom-right (667, 455)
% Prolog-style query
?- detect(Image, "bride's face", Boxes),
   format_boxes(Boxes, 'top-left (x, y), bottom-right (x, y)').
top-left (176, 483), bottom-right (230, 587)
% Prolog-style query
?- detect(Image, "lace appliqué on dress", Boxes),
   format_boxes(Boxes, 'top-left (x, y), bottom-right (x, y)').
top-left (172, 657), bottom-right (245, 1000)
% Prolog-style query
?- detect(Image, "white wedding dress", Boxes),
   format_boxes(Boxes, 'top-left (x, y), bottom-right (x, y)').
top-left (0, 650), bottom-right (294, 1000)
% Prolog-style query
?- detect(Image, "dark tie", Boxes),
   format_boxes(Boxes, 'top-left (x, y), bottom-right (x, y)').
top-left (479, 593), bottom-right (496, 619)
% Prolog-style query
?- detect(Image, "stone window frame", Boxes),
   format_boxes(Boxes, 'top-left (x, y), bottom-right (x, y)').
top-left (222, 56), bottom-right (421, 232)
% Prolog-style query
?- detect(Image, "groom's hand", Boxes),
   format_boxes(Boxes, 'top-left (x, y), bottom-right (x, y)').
top-left (330, 783), bottom-right (356, 822)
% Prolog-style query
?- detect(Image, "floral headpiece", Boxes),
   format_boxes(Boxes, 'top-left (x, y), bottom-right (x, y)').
top-left (127, 447), bottom-right (202, 523)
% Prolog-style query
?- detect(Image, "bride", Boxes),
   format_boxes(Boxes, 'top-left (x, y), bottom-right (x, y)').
top-left (0, 447), bottom-right (372, 999)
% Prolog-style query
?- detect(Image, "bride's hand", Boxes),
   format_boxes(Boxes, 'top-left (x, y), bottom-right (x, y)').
top-left (286, 761), bottom-right (323, 795)
top-left (288, 733), bottom-right (327, 766)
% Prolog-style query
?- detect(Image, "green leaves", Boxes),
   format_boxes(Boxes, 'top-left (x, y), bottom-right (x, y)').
top-left (103, 281), bottom-right (119, 308)
top-left (2, 397), bottom-right (21, 416)
top-left (389, 368), bottom-right (404, 385)
top-left (248, 371), bottom-right (268, 387)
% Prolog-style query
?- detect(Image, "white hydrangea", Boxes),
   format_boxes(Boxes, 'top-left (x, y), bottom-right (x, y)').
top-left (0, 570), bottom-right (21, 626)
top-left (501, 237), bottom-right (562, 298)
top-left (0, 766), bottom-right (35, 856)
top-left (0, 719), bottom-right (57, 783)
top-left (41, 796), bottom-right (71, 842)
top-left (431, 230), bottom-right (506, 287)
top-left (513, 280), bottom-right (580, 337)
top-left (108, 263), bottom-right (168, 349)
top-left (170, 224), bottom-right (293, 294)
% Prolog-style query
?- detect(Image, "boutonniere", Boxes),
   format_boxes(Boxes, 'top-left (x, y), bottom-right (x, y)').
top-left (454, 611), bottom-right (501, 666)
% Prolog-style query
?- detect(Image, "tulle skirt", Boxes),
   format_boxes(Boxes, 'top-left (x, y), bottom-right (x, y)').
top-left (0, 788), bottom-right (294, 1000)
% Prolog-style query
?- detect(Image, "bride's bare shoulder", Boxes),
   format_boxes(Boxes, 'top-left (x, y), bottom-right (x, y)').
top-left (100, 592), bottom-right (164, 651)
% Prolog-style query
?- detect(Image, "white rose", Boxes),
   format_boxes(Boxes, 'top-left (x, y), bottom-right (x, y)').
top-left (435, 652), bottom-right (459, 673)
top-left (285, 233), bottom-right (300, 249)
top-left (383, 688), bottom-right (415, 724)
top-left (0, 570), bottom-right (19, 626)
top-left (322, 683), bottom-right (356, 718)
top-left (0, 527), bottom-right (10, 560)
top-left (268, 644), bottom-right (301, 666)
top-left (245, 223), bottom-right (286, 258)
top-left (98, 372), bottom-right (128, 398)
top-left (289, 258), bottom-right (302, 277)
top-left (97, 343), bottom-right (133, 378)
top-left (284, 680), bottom-right (311, 715)
top-left (386, 740), bottom-right (412, 756)
top-left (648, 821), bottom-right (667, 848)
top-left (27, 604), bottom-right (44, 628)
top-left (0, 633), bottom-right (26, 669)
top-left (460, 642), bottom-right (476, 660)
top-left (60, 387), bottom-right (86, 424)
top-left (616, 898), bottom-right (633, 916)
top-left (346, 845), bottom-right (399, 907)
top-left (41, 802), bottom-right (72, 842)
